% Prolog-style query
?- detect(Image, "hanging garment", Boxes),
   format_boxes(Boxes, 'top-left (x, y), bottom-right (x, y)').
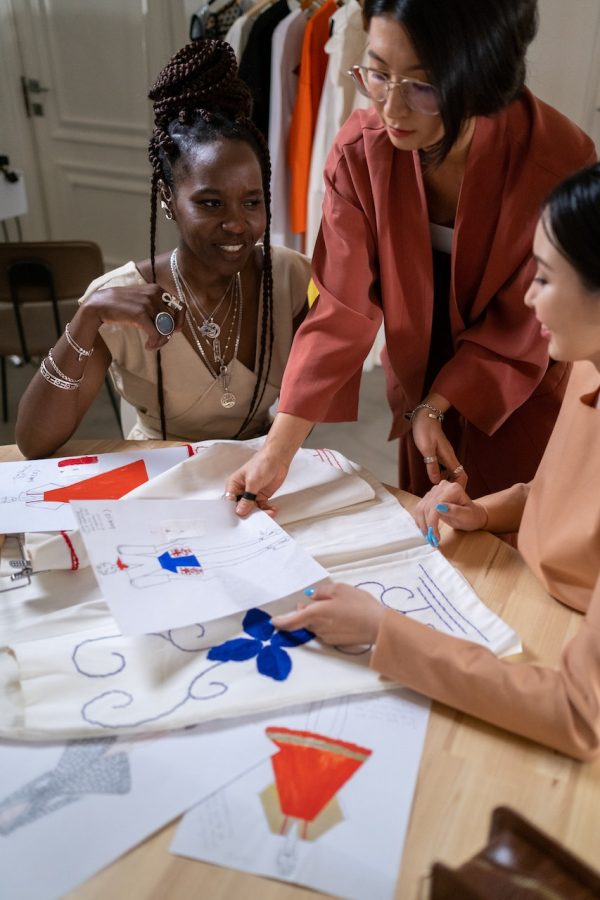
top-left (238, 0), bottom-right (292, 138)
top-left (288, 0), bottom-right (337, 236)
top-left (305, 0), bottom-right (369, 254)
top-left (268, 9), bottom-right (306, 249)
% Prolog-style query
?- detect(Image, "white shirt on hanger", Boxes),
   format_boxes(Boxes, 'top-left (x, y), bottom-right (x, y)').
top-left (305, 0), bottom-right (369, 255)
top-left (268, 6), bottom-right (306, 250)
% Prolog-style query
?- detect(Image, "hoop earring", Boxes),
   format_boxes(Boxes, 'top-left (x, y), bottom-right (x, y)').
top-left (161, 200), bottom-right (174, 221)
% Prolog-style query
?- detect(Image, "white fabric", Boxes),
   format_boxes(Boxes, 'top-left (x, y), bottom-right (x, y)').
top-left (430, 222), bottom-right (454, 254)
top-left (268, 9), bottom-right (306, 250)
top-left (305, 0), bottom-right (369, 256)
top-left (224, 5), bottom-right (256, 60)
top-left (0, 444), bottom-right (520, 741)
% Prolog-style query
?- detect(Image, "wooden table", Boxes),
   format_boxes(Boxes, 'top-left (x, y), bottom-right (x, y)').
top-left (3, 440), bottom-right (599, 899)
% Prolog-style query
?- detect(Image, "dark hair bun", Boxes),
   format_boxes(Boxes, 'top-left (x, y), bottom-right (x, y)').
top-left (149, 39), bottom-right (252, 129)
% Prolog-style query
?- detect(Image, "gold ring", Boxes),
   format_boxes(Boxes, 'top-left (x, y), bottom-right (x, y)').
top-left (423, 455), bottom-right (438, 465)
top-left (453, 464), bottom-right (465, 475)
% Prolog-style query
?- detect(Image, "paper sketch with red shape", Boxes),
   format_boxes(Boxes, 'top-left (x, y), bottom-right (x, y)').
top-left (261, 726), bottom-right (372, 866)
top-left (28, 460), bottom-right (149, 507)
top-left (0, 447), bottom-right (191, 533)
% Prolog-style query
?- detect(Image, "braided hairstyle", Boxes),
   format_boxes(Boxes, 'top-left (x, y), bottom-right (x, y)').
top-left (147, 39), bottom-right (275, 440)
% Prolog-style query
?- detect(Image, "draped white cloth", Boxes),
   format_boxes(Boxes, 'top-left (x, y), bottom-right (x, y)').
top-left (0, 442), bottom-right (520, 740)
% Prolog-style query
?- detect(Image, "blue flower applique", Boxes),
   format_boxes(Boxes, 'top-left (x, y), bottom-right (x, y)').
top-left (207, 607), bottom-right (314, 681)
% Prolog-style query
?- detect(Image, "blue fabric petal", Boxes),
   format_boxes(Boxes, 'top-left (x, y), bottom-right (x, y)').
top-left (207, 637), bottom-right (261, 662)
top-left (271, 628), bottom-right (314, 648)
top-left (242, 608), bottom-right (274, 642)
top-left (256, 645), bottom-right (292, 681)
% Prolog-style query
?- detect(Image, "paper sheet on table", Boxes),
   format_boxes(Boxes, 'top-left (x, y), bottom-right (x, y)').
top-left (15, 442), bottom-right (375, 572)
top-left (0, 447), bottom-right (192, 534)
top-left (0, 720), bottom-right (270, 900)
top-left (172, 690), bottom-right (431, 900)
top-left (72, 498), bottom-right (328, 635)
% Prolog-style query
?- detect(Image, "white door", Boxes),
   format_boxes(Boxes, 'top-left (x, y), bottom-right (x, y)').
top-left (3, 0), bottom-right (188, 269)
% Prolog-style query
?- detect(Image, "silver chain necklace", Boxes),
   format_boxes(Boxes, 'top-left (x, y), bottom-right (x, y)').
top-left (170, 249), bottom-right (234, 340)
top-left (171, 256), bottom-right (244, 409)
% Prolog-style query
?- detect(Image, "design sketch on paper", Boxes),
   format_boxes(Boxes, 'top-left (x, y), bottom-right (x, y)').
top-left (0, 738), bottom-right (130, 836)
top-left (75, 609), bottom-right (314, 730)
top-left (22, 460), bottom-right (151, 511)
top-left (310, 448), bottom-right (348, 471)
top-left (356, 561), bottom-right (489, 643)
top-left (98, 530), bottom-right (291, 589)
top-left (260, 725), bottom-right (372, 875)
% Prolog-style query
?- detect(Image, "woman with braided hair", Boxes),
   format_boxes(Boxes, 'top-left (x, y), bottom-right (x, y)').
top-left (16, 40), bottom-right (310, 459)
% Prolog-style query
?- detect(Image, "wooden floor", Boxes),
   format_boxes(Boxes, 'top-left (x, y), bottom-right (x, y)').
top-left (1, 359), bottom-right (398, 485)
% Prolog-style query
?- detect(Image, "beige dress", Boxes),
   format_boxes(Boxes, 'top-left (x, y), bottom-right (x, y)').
top-left (79, 245), bottom-right (310, 441)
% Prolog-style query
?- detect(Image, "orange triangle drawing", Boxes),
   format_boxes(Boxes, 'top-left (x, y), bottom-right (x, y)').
top-left (266, 727), bottom-right (372, 823)
top-left (43, 459), bottom-right (149, 502)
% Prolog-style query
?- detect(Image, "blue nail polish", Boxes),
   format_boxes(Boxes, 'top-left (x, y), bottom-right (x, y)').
top-left (436, 503), bottom-right (449, 513)
top-left (427, 526), bottom-right (439, 548)
top-left (303, 587), bottom-right (316, 597)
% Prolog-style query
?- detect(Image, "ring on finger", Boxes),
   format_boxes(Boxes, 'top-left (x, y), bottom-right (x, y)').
top-left (452, 464), bottom-right (465, 475)
top-left (223, 491), bottom-right (237, 501)
top-left (162, 291), bottom-right (184, 311)
top-left (235, 491), bottom-right (258, 502)
top-left (154, 311), bottom-right (175, 336)
top-left (423, 455), bottom-right (438, 465)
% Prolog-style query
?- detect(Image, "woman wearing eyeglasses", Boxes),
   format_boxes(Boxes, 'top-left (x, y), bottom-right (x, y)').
top-left (227, 0), bottom-right (595, 517)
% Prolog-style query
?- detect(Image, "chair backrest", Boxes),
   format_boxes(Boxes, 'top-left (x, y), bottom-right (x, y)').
top-left (0, 241), bottom-right (104, 359)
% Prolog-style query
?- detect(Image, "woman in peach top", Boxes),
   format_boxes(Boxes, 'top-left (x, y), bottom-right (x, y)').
top-left (273, 164), bottom-right (600, 761)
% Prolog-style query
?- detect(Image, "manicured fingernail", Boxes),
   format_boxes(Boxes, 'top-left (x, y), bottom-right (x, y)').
top-left (427, 526), bottom-right (439, 547)
top-left (303, 588), bottom-right (316, 597)
top-left (436, 503), bottom-right (449, 513)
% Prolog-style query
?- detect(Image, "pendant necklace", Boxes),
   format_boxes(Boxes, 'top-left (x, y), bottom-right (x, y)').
top-left (170, 250), bottom-right (244, 408)
top-left (170, 249), bottom-right (233, 340)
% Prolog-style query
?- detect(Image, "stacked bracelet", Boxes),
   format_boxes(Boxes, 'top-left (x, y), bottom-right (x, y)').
top-left (65, 322), bottom-right (94, 362)
top-left (404, 401), bottom-right (445, 424)
top-left (40, 358), bottom-right (80, 391)
top-left (47, 349), bottom-right (84, 386)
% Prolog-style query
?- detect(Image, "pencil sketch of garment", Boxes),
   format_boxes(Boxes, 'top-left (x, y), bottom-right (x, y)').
top-left (0, 738), bottom-right (130, 835)
top-left (115, 529), bottom-right (290, 589)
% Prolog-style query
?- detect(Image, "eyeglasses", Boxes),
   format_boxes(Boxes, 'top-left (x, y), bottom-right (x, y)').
top-left (348, 65), bottom-right (440, 116)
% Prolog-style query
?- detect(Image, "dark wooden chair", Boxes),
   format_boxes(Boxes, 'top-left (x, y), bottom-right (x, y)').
top-left (0, 240), bottom-right (120, 425)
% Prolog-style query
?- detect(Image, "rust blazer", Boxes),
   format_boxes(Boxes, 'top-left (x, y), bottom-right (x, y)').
top-left (279, 90), bottom-right (596, 495)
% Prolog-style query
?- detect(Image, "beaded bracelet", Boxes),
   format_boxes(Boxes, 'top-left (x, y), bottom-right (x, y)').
top-left (65, 322), bottom-right (94, 362)
top-left (40, 358), bottom-right (80, 391)
top-left (47, 349), bottom-right (84, 386)
top-left (404, 401), bottom-right (445, 424)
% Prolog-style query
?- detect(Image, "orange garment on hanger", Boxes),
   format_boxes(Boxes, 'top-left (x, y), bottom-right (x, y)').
top-left (288, 0), bottom-right (336, 236)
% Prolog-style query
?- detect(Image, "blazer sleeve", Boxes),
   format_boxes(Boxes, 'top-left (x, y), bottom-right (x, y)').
top-left (371, 572), bottom-right (600, 761)
top-left (278, 147), bottom-right (383, 423)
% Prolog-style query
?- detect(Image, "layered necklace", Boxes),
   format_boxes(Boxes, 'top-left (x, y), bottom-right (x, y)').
top-left (170, 249), bottom-right (243, 409)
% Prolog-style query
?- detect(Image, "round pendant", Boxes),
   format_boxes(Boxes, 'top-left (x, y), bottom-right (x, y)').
top-left (221, 392), bottom-right (236, 409)
top-left (200, 321), bottom-right (220, 340)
